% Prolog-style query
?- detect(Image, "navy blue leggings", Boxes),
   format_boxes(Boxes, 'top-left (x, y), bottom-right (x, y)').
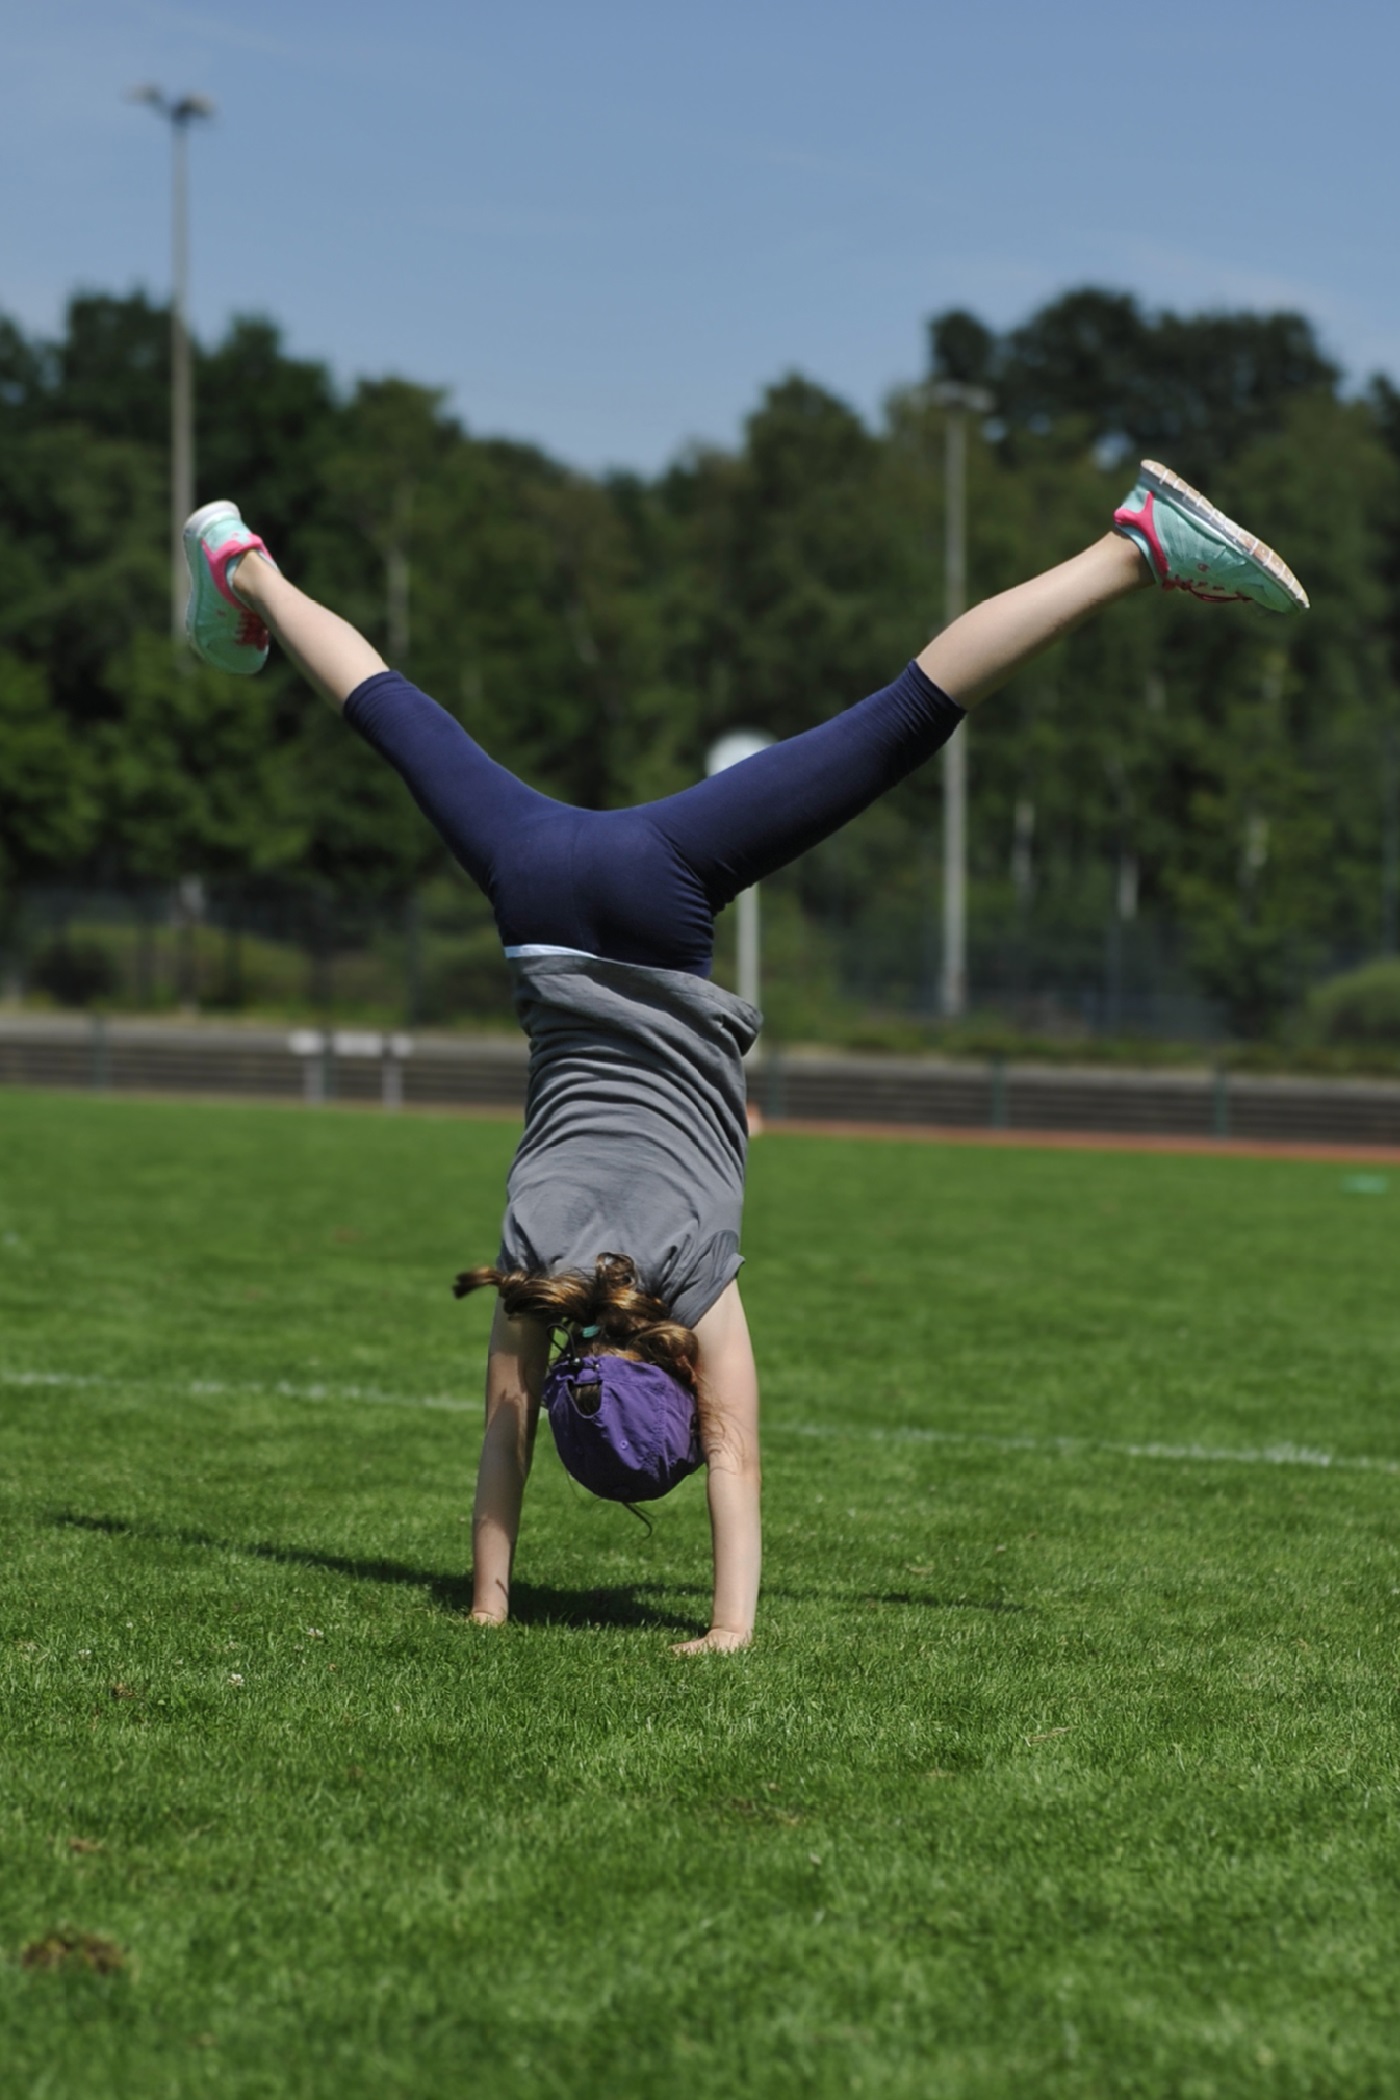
top-left (345, 663), bottom-right (964, 976)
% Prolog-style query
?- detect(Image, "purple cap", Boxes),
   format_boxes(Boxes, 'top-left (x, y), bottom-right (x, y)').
top-left (542, 1353), bottom-right (703, 1503)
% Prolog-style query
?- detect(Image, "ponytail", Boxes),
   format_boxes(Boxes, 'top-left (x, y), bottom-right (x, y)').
top-left (453, 1252), bottom-right (700, 1395)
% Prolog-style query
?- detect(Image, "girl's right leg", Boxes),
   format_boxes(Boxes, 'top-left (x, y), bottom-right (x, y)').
top-left (647, 460), bottom-right (1308, 911)
top-left (916, 532), bottom-right (1146, 708)
top-left (649, 533), bottom-right (1147, 910)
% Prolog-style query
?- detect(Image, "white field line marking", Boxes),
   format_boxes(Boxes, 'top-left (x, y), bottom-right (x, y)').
top-left (0, 1365), bottom-right (475, 1414)
top-left (4, 1364), bottom-right (1399, 1477)
top-left (773, 1421), bottom-right (1400, 1477)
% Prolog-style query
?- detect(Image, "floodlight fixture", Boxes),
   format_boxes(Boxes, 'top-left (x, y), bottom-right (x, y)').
top-left (928, 380), bottom-right (995, 419)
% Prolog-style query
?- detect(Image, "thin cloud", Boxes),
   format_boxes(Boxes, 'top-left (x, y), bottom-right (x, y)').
top-left (129, 0), bottom-right (319, 64)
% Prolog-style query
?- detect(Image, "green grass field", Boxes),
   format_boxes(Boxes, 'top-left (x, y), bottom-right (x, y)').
top-left (3, 1091), bottom-right (1400, 2099)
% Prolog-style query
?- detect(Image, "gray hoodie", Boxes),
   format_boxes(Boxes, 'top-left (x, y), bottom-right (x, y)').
top-left (498, 954), bottom-right (761, 1329)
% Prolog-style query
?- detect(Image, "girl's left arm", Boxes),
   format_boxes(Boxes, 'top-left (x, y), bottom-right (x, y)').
top-left (675, 1279), bottom-right (761, 1656)
top-left (470, 1298), bottom-right (549, 1625)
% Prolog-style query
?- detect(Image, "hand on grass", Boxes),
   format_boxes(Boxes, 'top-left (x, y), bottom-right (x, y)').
top-left (671, 1627), bottom-right (751, 1657)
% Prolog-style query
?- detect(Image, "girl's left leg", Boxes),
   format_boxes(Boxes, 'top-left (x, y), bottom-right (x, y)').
top-left (230, 550), bottom-right (562, 908)
top-left (231, 551), bottom-right (387, 710)
top-left (224, 538), bottom-right (719, 968)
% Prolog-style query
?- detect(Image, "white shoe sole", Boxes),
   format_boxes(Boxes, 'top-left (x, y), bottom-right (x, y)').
top-left (1140, 460), bottom-right (1309, 611)
top-left (182, 498), bottom-right (243, 564)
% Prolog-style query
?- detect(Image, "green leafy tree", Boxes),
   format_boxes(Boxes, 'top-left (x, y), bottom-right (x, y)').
top-left (100, 636), bottom-right (302, 887)
top-left (0, 422), bottom-right (166, 712)
top-left (0, 651), bottom-right (95, 887)
top-left (945, 287), bottom-right (1340, 483)
top-left (196, 317), bottom-right (342, 555)
top-left (0, 279), bottom-right (1396, 1037)
top-left (0, 650), bottom-right (96, 983)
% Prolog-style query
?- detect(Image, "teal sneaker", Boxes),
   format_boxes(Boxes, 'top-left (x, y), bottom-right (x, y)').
top-left (183, 500), bottom-right (277, 673)
top-left (1113, 461), bottom-right (1308, 613)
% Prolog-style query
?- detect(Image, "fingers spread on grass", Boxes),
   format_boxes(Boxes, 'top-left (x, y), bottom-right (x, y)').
top-left (671, 1628), bottom-right (751, 1657)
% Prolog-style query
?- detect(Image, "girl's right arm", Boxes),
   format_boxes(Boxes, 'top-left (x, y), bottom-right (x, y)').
top-left (675, 1280), bottom-right (762, 1656)
top-left (470, 1299), bottom-right (549, 1624)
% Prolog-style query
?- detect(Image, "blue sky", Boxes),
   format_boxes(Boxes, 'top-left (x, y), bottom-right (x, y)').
top-left (5, 0), bottom-right (1397, 473)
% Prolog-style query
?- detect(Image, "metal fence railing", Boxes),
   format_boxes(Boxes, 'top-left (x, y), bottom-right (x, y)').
top-left (6, 1014), bottom-right (1400, 1150)
top-left (0, 878), bottom-right (1238, 1044)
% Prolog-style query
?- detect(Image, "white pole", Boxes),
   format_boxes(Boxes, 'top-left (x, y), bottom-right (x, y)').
top-left (170, 114), bottom-right (192, 643)
top-left (705, 730), bottom-right (775, 1047)
top-left (942, 401), bottom-right (968, 1019)
top-left (928, 381), bottom-right (992, 1021)
top-left (130, 89), bottom-right (213, 643)
top-left (737, 886), bottom-right (759, 1014)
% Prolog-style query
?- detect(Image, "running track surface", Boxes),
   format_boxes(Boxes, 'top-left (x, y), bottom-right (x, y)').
top-left (33, 1089), bottom-right (1400, 1165)
top-left (754, 1115), bottom-right (1400, 1166)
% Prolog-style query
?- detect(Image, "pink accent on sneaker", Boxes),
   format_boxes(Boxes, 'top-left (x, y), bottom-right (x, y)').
top-left (1113, 490), bottom-right (1247, 606)
top-left (1113, 489), bottom-right (1168, 579)
top-left (203, 531), bottom-right (270, 609)
top-left (1163, 577), bottom-right (1246, 605)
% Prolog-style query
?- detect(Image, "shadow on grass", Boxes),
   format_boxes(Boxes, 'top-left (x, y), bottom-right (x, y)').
top-left (49, 1512), bottom-right (1026, 1626)
top-left (49, 1509), bottom-right (703, 1632)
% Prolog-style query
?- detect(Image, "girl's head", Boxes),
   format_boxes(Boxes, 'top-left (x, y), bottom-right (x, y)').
top-left (454, 1254), bottom-right (703, 1501)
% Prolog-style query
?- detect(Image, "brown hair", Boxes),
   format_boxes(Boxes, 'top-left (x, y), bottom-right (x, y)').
top-left (453, 1251), bottom-right (700, 1395)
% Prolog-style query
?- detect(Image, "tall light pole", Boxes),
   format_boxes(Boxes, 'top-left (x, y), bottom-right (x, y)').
top-left (130, 87), bottom-right (215, 642)
top-left (1384, 719), bottom-right (1399, 956)
top-left (706, 730), bottom-right (775, 1036)
top-left (929, 380), bottom-right (992, 1019)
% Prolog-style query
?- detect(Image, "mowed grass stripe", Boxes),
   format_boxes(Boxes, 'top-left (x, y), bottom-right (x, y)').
top-left (3, 1091), bottom-right (1400, 2099)
top-left (8, 1358), bottom-right (1400, 1478)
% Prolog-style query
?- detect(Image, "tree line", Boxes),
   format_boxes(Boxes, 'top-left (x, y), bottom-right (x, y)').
top-left (1, 284), bottom-right (1397, 1035)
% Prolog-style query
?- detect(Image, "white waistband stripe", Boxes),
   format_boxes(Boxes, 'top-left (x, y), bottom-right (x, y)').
top-left (504, 944), bottom-right (599, 960)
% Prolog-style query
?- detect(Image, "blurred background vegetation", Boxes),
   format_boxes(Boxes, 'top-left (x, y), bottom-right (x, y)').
top-left (3, 284), bottom-right (1399, 1059)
